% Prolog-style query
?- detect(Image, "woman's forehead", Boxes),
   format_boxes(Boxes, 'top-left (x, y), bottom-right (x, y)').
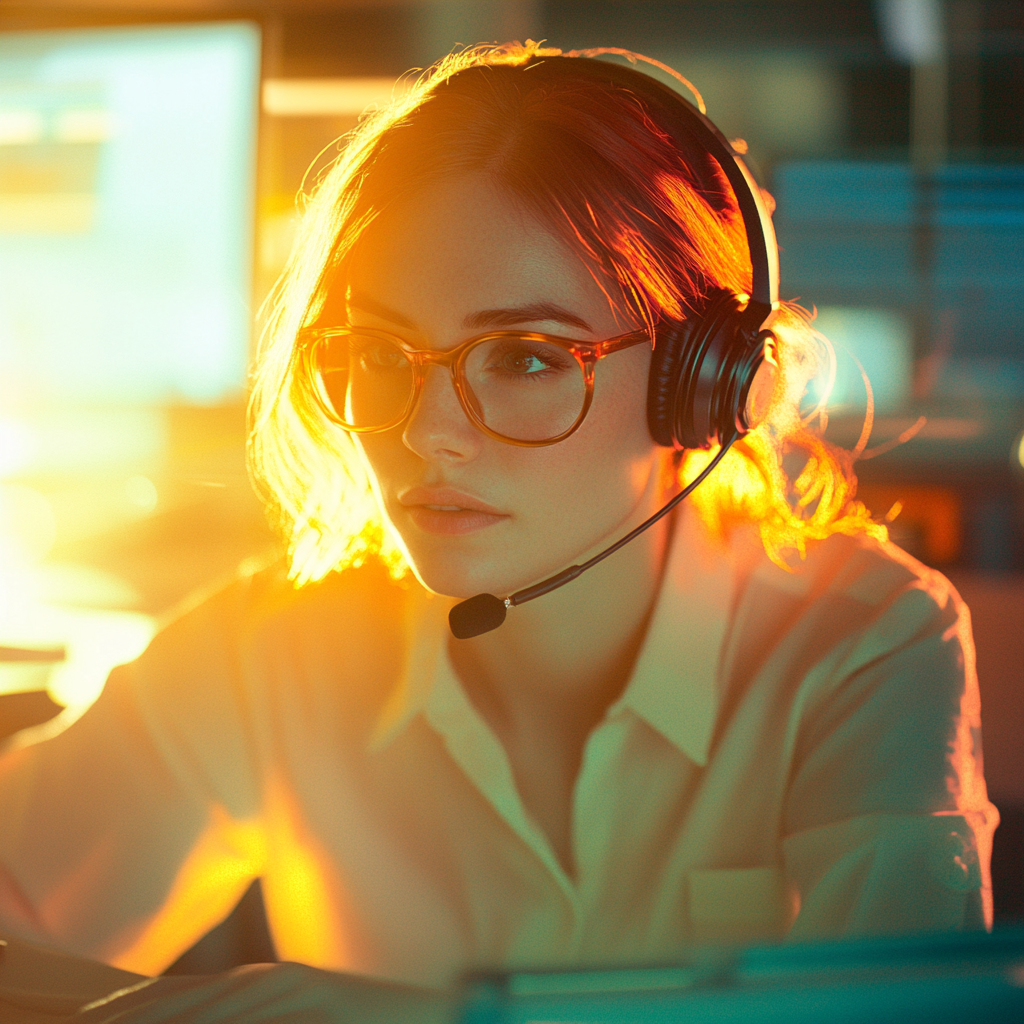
top-left (340, 175), bottom-right (625, 333)
top-left (350, 175), bottom-right (564, 278)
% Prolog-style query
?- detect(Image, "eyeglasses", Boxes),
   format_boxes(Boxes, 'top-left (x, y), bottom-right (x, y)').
top-left (300, 325), bottom-right (651, 446)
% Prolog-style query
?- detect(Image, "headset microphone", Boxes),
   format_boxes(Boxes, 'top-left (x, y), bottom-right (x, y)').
top-left (447, 52), bottom-right (779, 640)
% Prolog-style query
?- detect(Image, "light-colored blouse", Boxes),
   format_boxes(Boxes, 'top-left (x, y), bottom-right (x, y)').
top-left (0, 509), bottom-right (998, 987)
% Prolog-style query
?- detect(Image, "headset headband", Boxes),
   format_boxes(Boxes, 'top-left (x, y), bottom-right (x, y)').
top-left (540, 52), bottom-right (780, 324)
top-left (445, 50), bottom-right (784, 638)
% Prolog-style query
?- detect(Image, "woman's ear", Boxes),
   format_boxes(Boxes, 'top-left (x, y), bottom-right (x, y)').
top-left (745, 333), bottom-right (778, 429)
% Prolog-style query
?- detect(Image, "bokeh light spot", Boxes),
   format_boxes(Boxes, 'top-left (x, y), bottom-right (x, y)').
top-left (124, 475), bottom-right (159, 514)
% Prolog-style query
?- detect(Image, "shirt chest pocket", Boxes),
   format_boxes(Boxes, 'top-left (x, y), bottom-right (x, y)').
top-left (687, 866), bottom-right (797, 944)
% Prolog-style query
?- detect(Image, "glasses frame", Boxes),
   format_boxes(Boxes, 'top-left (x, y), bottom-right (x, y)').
top-left (300, 325), bottom-right (652, 447)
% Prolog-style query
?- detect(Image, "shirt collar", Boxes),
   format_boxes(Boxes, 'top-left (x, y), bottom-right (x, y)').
top-left (370, 507), bottom-right (741, 766)
top-left (368, 584), bottom-right (453, 751)
top-left (609, 506), bottom-right (737, 766)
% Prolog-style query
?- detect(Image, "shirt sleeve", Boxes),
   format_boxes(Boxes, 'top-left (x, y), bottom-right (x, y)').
top-left (781, 570), bottom-right (999, 938)
top-left (0, 583), bottom-right (266, 974)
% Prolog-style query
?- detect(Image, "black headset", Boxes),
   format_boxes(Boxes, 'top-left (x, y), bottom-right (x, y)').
top-left (547, 54), bottom-right (780, 452)
top-left (448, 54), bottom-right (782, 638)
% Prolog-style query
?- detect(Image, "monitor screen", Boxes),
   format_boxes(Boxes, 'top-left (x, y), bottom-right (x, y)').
top-left (0, 21), bottom-right (260, 411)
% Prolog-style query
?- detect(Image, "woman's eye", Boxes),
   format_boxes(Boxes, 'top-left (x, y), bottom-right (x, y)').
top-left (488, 344), bottom-right (568, 377)
top-left (500, 350), bottom-right (547, 374)
top-left (355, 341), bottom-right (407, 371)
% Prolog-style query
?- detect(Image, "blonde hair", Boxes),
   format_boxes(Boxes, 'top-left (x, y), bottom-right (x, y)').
top-left (249, 42), bottom-right (883, 586)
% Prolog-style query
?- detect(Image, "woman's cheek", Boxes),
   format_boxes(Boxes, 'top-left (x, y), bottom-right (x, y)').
top-left (522, 425), bottom-right (652, 549)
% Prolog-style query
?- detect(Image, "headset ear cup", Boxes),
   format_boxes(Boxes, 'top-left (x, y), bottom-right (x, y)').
top-left (726, 328), bottom-right (773, 434)
top-left (647, 319), bottom-right (693, 448)
top-left (648, 289), bottom-right (737, 450)
top-left (648, 290), bottom-right (769, 450)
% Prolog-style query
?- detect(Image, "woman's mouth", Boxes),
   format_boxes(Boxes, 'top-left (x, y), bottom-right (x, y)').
top-left (399, 489), bottom-right (509, 536)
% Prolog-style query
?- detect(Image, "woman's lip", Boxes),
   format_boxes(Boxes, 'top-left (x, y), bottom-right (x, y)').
top-left (404, 506), bottom-right (506, 536)
top-left (397, 488), bottom-right (508, 536)
top-left (398, 487), bottom-right (505, 516)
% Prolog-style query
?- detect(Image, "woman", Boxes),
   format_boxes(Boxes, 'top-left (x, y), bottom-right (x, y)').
top-left (0, 42), bottom-right (997, 1022)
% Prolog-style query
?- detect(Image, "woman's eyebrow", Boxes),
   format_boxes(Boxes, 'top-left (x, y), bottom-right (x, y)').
top-left (347, 295), bottom-right (593, 334)
top-left (464, 302), bottom-right (593, 333)
top-left (347, 293), bottom-right (417, 329)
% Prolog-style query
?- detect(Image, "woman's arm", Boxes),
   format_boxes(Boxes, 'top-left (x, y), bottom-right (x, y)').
top-left (0, 939), bottom-right (455, 1024)
top-left (0, 585), bottom-right (264, 973)
top-left (0, 933), bottom-right (145, 1020)
top-left (70, 966), bottom-right (457, 1024)
top-left (781, 575), bottom-right (998, 937)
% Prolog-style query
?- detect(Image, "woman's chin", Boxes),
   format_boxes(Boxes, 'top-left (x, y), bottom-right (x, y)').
top-left (409, 562), bottom-right (510, 601)
top-left (398, 526), bottom-right (606, 602)
top-left (403, 549), bottom-right (534, 603)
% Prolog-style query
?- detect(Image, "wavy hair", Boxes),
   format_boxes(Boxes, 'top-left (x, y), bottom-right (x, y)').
top-left (249, 42), bottom-right (884, 586)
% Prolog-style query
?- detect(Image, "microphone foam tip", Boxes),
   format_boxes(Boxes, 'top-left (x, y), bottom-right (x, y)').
top-left (449, 594), bottom-right (507, 639)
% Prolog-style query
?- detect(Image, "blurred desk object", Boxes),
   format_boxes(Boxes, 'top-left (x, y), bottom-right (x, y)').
top-left (0, 647), bottom-right (64, 744)
top-left (0, 568), bottom-right (157, 742)
top-left (460, 929), bottom-right (1024, 1024)
top-left (0, 935), bottom-right (145, 1022)
top-left (829, 402), bottom-right (1023, 574)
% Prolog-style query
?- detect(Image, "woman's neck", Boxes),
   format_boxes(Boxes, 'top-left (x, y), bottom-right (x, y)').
top-left (449, 490), bottom-right (675, 755)
top-left (447, 510), bottom-right (674, 875)
top-left (456, 511), bottom-right (671, 707)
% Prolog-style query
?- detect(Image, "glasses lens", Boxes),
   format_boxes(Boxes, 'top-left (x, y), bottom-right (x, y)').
top-left (314, 332), bottom-right (413, 429)
top-left (463, 336), bottom-right (586, 442)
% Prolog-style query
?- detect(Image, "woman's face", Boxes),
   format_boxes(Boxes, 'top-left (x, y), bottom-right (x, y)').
top-left (345, 174), bottom-right (672, 600)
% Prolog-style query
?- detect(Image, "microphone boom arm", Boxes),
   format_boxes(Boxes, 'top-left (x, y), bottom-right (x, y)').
top-left (448, 434), bottom-right (737, 639)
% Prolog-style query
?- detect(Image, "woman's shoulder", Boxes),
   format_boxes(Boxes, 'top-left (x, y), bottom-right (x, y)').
top-left (133, 556), bottom-right (411, 705)
top-left (161, 554), bottom-right (404, 639)
top-left (727, 526), bottom-right (972, 713)
top-left (747, 527), bottom-right (965, 638)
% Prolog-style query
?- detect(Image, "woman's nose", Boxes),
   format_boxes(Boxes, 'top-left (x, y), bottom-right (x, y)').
top-left (402, 364), bottom-right (482, 463)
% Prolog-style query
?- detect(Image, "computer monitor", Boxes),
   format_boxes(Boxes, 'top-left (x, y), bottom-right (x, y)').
top-left (0, 21), bottom-right (260, 422)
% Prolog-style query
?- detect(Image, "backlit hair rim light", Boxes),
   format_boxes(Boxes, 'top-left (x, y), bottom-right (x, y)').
top-left (248, 41), bottom-right (885, 587)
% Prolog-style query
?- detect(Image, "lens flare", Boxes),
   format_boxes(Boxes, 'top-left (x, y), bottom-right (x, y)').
top-left (0, 483), bottom-right (56, 565)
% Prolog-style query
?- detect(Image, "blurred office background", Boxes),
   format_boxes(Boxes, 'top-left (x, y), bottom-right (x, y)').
top-left (0, 0), bottom-right (1021, 968)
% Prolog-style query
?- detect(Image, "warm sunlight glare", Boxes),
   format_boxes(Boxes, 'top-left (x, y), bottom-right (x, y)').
top-left (0, 483), bottom-right (155, 711)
